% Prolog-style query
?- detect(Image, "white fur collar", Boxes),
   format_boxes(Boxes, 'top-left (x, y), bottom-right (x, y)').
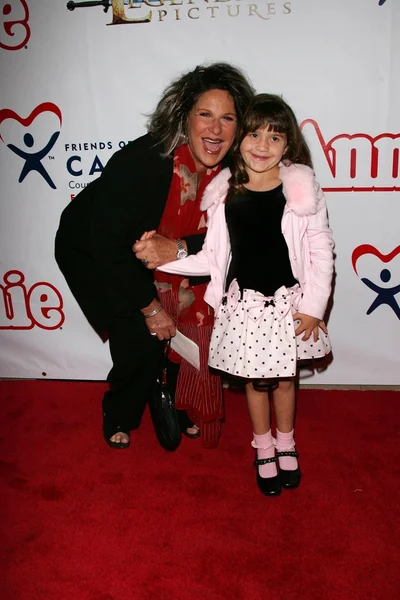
top-left (201, 164), bottom-right (318, 217)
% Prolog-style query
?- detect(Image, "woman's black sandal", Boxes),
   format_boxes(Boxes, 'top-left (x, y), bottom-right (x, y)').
top-left (182, 425), bottom-right (200, 439)
top-left (254, 457), bottom-right (281, 496)
top-left (103, 416), bottom-right (130, 449)
top-left (277, 450), bottom-right (301, 488)
top-left (177, 410), bottom-right (201, 439)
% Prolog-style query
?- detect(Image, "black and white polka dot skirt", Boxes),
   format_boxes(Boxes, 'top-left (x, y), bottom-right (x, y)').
top-left (208, 279), bottom-right (331, 379)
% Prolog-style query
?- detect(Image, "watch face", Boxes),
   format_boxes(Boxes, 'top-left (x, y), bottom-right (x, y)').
top-left (177, 248), bottom-right (188, 260)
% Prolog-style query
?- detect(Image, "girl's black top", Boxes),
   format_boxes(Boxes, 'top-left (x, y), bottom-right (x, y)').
top-left (225, 185), bottom-right (298, 297)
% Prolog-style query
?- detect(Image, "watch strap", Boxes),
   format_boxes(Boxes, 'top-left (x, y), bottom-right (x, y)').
top-left (176, 238), bottom-right (188, 260)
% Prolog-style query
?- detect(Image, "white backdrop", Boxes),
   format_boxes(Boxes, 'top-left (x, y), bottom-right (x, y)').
top-left (0, 0), bottom-right (399, 384)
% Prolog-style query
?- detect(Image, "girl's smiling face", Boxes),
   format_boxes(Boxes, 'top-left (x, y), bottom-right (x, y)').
top-left (239, 126), bottom-right (288, 179)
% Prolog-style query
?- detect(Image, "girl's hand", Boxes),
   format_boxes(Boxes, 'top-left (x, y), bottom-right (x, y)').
top-left (139, 230), bottom-right (156, 241)
top-left (293, 313), bottom-right (327, 342)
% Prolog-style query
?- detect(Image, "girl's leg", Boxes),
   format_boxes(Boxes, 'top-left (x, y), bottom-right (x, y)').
top-left (272, 378), bottom-right (296, 434)
top-left (246, 382), bottom-right (277, 479)
top-left (272, 379), bottom-right (301, 486)
top-left (246, 381), bottom-right (271, 434)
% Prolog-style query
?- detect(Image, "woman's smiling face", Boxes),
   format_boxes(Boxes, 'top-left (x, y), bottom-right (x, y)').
top-left (186, 89), bottom-right (237, 174)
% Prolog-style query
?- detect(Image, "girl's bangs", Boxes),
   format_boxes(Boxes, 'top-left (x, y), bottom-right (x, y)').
top-left (244, 105), bottom-right (289, 136)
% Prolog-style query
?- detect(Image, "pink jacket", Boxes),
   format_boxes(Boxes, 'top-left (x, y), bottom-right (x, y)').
top-left (159, 164), bottom-right (334, 320)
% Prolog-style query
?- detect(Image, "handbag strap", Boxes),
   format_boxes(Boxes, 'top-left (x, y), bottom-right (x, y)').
top-left (164, 339), bottom-right (172, 360)
top-left (160, 339), bottom-right (172, 385)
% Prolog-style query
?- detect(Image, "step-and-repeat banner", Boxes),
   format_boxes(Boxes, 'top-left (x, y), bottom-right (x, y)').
top-left (0, 0), bottom-right (399, 384)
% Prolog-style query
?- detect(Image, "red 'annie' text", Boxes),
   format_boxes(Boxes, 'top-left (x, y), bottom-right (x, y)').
top-left (0, 270), bottom-right (65, 330)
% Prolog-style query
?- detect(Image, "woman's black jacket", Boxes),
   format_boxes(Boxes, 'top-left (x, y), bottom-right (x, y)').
top-left (55, 133), bottom-right (205, 334)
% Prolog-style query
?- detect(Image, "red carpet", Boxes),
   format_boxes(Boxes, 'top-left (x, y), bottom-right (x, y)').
top-left (1, 381), bottom-right (399, 600)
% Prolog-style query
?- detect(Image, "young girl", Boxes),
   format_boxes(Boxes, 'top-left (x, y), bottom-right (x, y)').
top-left (144, 94), bottom-right (334, 496)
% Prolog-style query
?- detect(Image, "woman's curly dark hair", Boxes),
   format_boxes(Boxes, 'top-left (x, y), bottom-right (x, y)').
top-left (228, 94), bottom-right (313, 200)
top-left (147, 63), bottom-right (255, 156)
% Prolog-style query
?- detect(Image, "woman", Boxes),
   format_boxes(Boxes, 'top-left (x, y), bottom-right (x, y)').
top-left (55, 62), bottom-right (254, 449)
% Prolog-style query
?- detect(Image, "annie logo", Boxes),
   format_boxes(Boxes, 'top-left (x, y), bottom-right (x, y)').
top-left (0, 103), bottom-right (62, 189)
top-left (0, 0), bottom-right (30, 50)
top-left (0, 271), bottom-right (65, 330)
top-left (352, 245), bottom-right (400, 319)
top-left (301, 120), bottom-right (400, 192)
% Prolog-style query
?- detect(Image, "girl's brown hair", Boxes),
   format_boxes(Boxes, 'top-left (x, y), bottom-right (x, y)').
top-left (228, 94), bottom-right (313, 199)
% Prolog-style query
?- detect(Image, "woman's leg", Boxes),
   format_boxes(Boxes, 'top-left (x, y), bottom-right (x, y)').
top-left (173, 322), bottom-right (223, 448)
top-left (104, 313), bottom-right (164, 446)
top-left (55, 242), bottom-right (144, 447)
top-left (166, 361), bottom-right (199, 437)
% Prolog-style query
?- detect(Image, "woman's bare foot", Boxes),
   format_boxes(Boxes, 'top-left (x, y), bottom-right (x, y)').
top-left (181, 424), bottom-right (200, 439)
top-left (109, 432), bottom-right (130, 445)
top-left (185, 425), bottom-right (200, 437)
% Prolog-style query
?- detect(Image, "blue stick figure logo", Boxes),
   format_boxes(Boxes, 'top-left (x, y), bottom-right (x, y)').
top-left (352, 244), bottom-right (400, 320)
top-left (361, 268), bottom-right (400, 319)
top-left (0, 103), bottom-right (62, 189)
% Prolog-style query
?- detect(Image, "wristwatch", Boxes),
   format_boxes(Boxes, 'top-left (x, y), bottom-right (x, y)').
top-left (176, 238), bottom-right (188, 260)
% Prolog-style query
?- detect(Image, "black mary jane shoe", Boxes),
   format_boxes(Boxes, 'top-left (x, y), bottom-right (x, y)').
top-left (255, 457), bottom-right (281, 496)
top-left (277, 451), bottom-right (301, 489)
top-left (103, 416), bottom-right (130, 450)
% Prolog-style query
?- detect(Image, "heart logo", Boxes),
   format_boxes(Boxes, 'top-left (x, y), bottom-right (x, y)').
top-left (0, 103), bottom-right (62, 143)
top-left (352, 244), bottom-right (400, 275)
top-left (0, 103), bottom-right (62, 189)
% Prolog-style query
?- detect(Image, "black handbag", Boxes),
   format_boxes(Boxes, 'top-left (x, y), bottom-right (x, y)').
top-left (148, 341), bottom-right (182, 452)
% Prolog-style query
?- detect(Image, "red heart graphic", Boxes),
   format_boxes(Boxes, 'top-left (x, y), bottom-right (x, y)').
top-left (352, 244), bottom-right (400, 275)
top-left (0, 103), bottom-right (62, 142)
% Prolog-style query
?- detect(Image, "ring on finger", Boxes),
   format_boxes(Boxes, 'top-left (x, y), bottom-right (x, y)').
top-left (141, 259), bottom-right (149, 265)
top-left (150, 332), bottom-right (157, 336)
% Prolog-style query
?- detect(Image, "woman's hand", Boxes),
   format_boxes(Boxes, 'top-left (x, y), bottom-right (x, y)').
top-left (141, 299), bottom-right (176, 341)
top-left (145, 308), bottom-right (176, 341)
top-left (293, 312), bottom-right (327, 342)
top-left (133, 231), bottom-right (181, 269)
